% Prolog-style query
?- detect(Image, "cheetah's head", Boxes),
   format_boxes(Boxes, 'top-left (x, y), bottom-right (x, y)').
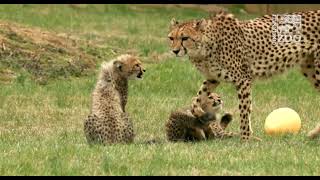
top-left (100, 54), bottom-right (146, 83)
top-left (113, 54), bottom-right (146, 80)
top-left (167, 18), bottom-right (207, 57)
top-left (201, 92), bottom-right (223, 114)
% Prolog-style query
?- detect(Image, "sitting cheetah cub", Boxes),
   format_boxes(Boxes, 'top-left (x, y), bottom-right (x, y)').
top-left (84, 54), bottom-right (146, 145)
top-left (165, 92), bottom-right (236, 142)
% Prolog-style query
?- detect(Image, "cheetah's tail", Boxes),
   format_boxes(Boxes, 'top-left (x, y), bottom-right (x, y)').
top-left (308, 124), bottom-right (320, 139)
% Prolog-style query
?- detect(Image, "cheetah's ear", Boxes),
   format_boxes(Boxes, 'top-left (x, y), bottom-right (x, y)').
top-left (113, 60), bottom-right (124, 72)
top-left (170, 18), bottom-right (179, 28)
top-left (193, 18), bottom-right (207, 31)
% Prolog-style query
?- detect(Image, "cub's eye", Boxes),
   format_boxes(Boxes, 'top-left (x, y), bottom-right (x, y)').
top-left (209, 96), bottom-right (214, 99)
top-left (182, 37), bottom-right (189, 41)
top-left (169, 37), bottom-right (174, 40)
top-left (135, 64), bottom-right (140, 67)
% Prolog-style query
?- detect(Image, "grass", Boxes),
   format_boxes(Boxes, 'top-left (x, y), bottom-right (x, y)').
top-left (0, 4), bottom-right (320, 176)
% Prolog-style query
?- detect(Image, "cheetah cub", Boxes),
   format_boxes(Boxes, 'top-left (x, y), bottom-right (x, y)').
top-left (84, 54), bottom-right (146, 145)
top-left (165, 92), bottom-right (236, 142)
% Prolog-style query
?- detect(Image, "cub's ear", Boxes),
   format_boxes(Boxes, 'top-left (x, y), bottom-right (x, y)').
top-left (113, 60), bottom-right (124, 71)
top-left (170, 18), bottom-right (179, 28)
top-left (193, 18), bottom-right (207, 31)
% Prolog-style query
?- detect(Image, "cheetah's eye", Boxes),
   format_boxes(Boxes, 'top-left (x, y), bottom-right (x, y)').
top-left (169, 37), bottom-right (174, 41)
top-left (182, 37), bottom-right (189, 41)
top-left (209, 96), bottom-right (214, 99)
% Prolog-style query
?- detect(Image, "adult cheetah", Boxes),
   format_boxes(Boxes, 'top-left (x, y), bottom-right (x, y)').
top-left (168, 10), bottom-right (320, 140)
top-left (166, 92), bottom-right (236, 142)
top-left (84, 54), bottom-right (146, 145)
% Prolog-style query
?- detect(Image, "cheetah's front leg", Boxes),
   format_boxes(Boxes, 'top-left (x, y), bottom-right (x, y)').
top-left (191, 80), bottom-right (220, 117)
top-left (236, 79), bottom-right (253, 141)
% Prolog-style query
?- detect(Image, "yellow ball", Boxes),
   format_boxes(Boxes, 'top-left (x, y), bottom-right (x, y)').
top-left (265, 107), bottom-right (301, 135)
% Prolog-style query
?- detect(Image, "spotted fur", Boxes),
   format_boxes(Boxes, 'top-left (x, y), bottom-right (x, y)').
top-left (84, 54), bottom-right (145, 145)
top-left (168, 10), bottom-right (320, 140)
top-left (165, 92), bottom-right (236, 142)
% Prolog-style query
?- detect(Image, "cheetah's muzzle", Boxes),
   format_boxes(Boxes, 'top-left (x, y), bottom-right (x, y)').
top-left (137, 72), bottom-right (143, 79)
top-left (213, 100), bottom-right (222, 107)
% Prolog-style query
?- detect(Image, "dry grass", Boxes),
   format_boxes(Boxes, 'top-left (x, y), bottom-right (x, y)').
top-left (0, 20), bottom-right (97, 84)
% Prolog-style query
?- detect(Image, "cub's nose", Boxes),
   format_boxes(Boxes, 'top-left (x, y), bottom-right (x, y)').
top-left (173, 50), bottom-right (180, 55)
top-left (213, 100), bottom-right (221, 107)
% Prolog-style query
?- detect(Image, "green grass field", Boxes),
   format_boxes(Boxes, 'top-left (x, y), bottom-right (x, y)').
top-left (0, 4), bottom-right (320, 176)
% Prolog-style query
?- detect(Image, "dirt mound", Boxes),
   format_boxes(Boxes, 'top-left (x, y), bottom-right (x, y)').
top-left (0, 20), bottom-right (97, 84)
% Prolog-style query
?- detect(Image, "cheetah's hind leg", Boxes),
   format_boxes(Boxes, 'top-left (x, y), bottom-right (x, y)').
top-left (300, 55), bottom-right (319, 92)
top-left (307, 53), bottom-right (320, 139)
top-left (300, 54), bottom-right (320, 139)
top-left (313, 51), bottom-right (320, 92)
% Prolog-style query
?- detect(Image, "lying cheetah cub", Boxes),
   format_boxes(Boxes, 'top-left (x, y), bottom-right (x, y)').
top-left (84, 54), bottom-right (146, 145)
top-left (165, 92), bottom-right (236, 142)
